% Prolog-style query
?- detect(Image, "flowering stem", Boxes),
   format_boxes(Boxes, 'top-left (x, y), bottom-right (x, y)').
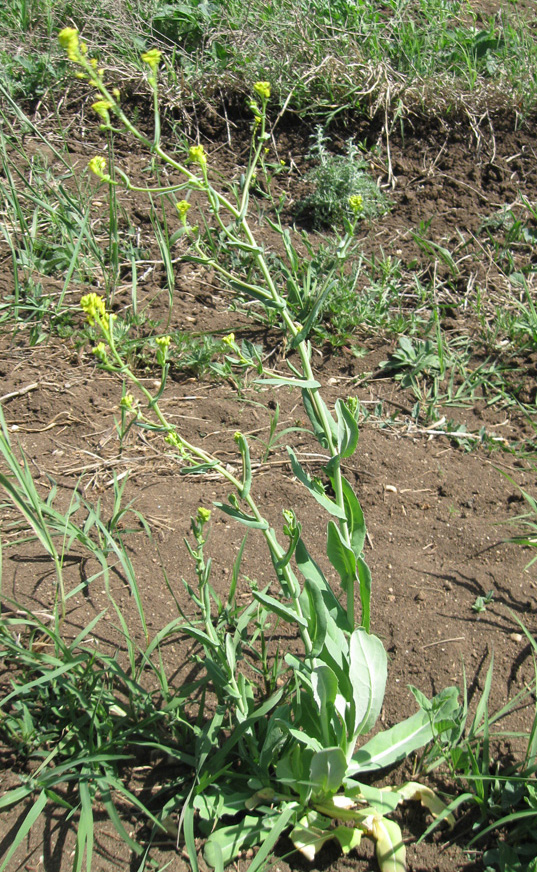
top-left (63, 26), bottom-right (363, 628)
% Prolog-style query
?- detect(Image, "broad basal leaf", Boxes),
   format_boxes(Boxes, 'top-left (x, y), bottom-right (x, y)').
top-left (350, 688), bottom-right (459, 775)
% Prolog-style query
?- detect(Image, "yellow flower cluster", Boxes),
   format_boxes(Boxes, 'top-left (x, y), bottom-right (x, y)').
top-left (349, 194), bottom-right (364, 214)
top-left (92, 342), bottom-right (109, 364)
top-left (155, 335), bottom-right (171, 350)
top-left (80, 293), bottom-right (112, 332)
top-left (176, 200), bottom-right (191, 222)
top-left (141, 49), bottom-right (162, 71)
top-left (92, 100), bottom-right (113, 122)
top-left (253, 81), bottom-right (271, 100)
top-left (120, 393), bottom-right (135, 410)
top-left (88, 156), bottom-right (111, 181)
top-left (189, 145), bottom-right (207, 168)
top-left (58, 27), bottom-right (81, 63)
top-left (197, 507), bottom-right (211, 523)
top-left (164, 431), bottom-right (182, 449)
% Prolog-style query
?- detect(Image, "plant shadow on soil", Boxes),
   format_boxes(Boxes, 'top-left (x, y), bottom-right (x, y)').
top-left (0, 96), bottom-right (536, 872)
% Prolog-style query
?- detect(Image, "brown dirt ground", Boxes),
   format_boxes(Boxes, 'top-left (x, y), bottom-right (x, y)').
top-left (1, 93), bottom-right (537, 872)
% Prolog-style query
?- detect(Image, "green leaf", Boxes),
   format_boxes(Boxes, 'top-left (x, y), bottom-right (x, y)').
top-left (194, 788), bottom-right (252, 822)
top-left (252, 590), bottom-right (308, 626)
top-left (357, 557), bottom-right (371, 633)
top-left (0, 791), bottom-right (48, 872)
top-left (182, 801), bottom-right (201, 872)
top-left (312, 663), bottom-right (338, 710)
top-left (255, 376), bottom-right (321, 389)
top-left (180, 461), bottom-right (219, 475)
top-left (74, 778), bottom-right (94, 872)
top-left (213, 502), bottom-right (269, 529)
top-left (335, 399), bottom-right (359, 459)
top-left (303, 578), bottom-right (328, 657)
top-left (339, 476), bottom-right (366, 557)
top-left (288, 448), bottom-right (346, 519)
top-left (327, 521), bottom-right (356, 591)
top-left (334, 826), bottom-right (363, 855)
top-left (349, 629), bottom-right (387, 738)
top-left (290, 815), bottom-right (335, 861)
top-left (296, 539), bottom-right (348, 630)
top-left (246, 804), bottom-right (297, 872)
top-left (290, 280), bottom-right (337, 348)
top-left (310, 747), bottom-right (347, 796)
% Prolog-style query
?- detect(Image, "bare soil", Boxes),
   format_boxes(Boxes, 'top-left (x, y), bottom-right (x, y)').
top-left (0, 97), bottom-right (536, 872)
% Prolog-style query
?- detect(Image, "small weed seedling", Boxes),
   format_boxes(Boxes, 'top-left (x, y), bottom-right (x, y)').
top-left (472, 589), bottom-right (495, 615)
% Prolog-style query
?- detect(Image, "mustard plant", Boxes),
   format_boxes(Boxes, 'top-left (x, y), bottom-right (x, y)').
top-left (53, 33), bottom-right (462, 871)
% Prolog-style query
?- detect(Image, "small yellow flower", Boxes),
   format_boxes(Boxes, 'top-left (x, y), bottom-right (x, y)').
top-left (112, 88), bottom-right (121, 99)
top-left (141, 48), bottom-right (162, 70)
top-left (197, 507), bottom-right (211, 524)
top-left (349, 194), bottom-right (364, 214)
top-left (155, 335), bottom-right (171, 350)
top-left (253, 81), bottom-right (271, 100)
top-left (222, 333), bottom-right (235, 347)
top-left (58, 27), bottom-right (81, 63)
top-left (188, 144), bottom-right (207, 168)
